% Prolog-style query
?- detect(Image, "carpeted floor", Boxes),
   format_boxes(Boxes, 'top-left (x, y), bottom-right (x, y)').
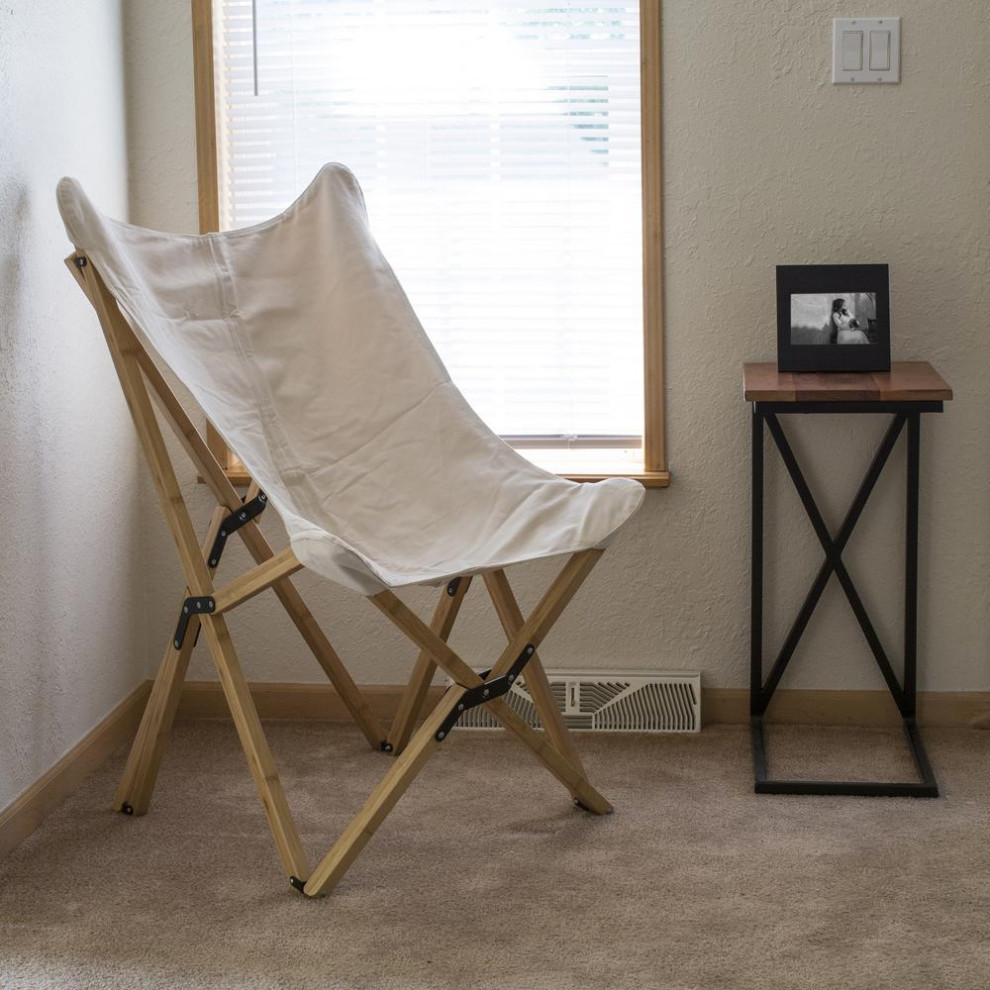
top-left (1, 720), bottom-right (988, 990)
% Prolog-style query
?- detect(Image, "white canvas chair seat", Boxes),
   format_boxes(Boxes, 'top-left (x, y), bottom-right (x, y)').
top-left (57, 165), bottom-right (643, 594)
top-left (58, 164), bottom-right (644, 897)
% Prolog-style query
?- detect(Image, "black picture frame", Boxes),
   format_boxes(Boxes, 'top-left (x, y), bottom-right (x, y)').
top-left (776, 264), bottom-right (891, 373)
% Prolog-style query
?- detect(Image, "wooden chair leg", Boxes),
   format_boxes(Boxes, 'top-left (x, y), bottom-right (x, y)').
top-left (199, 612), bottom-right (310, 881)
top-left (305, 662), bottom-right (610, 896)
top-left (114, 509), bottom-right (226, 815)
top-left (304, 687), bottom-right (465, 897)
top-left (486, 698), bottom-right (611, 813)
top-left (484, 569), bottom-right (586, 776)
top-left (305, 553), bottom-right (612, 895)
top-left (113, 611), bottom-right (195, 815)
top-left (388, 576), bottom-right (472, 755)
top-left (473, 552), bottom-right (610, 811)
top-left (375, 556), bottom-right (607, 804)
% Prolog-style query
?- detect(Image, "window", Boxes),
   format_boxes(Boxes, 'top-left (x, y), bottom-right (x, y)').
top-left (193, 0), bottom-right (666, 485)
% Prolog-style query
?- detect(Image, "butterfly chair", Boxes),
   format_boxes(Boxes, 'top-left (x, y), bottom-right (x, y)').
top-left (57, 164), bottom-right (645, 896)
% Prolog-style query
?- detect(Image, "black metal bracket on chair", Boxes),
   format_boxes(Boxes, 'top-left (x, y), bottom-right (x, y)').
top-left (173, 493), bottom-right (267, 653)
top-left (173, 596), bottom-right (215, 650)
top-left (446, 577), bottom-right (461, 597)
top-left (434, 644), bottom-right (535, 742)
top-left (207, 491), bottom-right (269, 569)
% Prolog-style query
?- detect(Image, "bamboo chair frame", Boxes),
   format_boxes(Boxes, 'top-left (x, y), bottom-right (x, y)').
top-left (67, 252), bottom-right (612, 896)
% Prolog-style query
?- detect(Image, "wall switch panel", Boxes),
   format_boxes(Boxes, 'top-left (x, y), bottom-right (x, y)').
top-left (832, 17), bottom-right (900, 83)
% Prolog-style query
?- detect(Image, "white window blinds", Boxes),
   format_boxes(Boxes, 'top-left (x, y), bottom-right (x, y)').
top-left (215, 1), bottom-right (644, 445)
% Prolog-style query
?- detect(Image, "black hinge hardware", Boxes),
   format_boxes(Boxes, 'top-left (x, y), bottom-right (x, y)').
top-left (74, 256), bottom-right (87, 268)
top-left (446, 576), bottom-right (461, 597)
top-left (288, 875), bottom-right (306, 894)
top-left (173, 596), bottom-right (216, 650)
top-left (207, 491), bottom-right (268, 568)
top-left (434, 643), bottom-right (535, 742)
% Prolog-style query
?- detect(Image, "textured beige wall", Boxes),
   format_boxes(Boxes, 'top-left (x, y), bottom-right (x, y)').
top-left (124, 1), bottom-right (990, 693)
top-left (0, 0), bottom-right (144, 811)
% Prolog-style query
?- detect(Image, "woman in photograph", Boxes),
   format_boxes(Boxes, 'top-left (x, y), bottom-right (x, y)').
top-left (830, 298), bottom-right (870, 345)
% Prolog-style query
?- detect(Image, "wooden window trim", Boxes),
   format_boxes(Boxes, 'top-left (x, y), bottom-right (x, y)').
top-left (190, 0), bottom-right (668, 489)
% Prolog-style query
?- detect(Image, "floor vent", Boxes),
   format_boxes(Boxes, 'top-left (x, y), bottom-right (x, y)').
top-left (446, 670), bottom-right (701, 733)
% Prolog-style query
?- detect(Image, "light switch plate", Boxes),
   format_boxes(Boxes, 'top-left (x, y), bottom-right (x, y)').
top-left (832, 17), bottom-right (900, 83)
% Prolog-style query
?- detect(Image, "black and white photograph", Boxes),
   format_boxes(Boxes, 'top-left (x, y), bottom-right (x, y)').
top-left (777, 264), bottom-right (891, 372)
top-left (790, 292), bottom-right (878, 346)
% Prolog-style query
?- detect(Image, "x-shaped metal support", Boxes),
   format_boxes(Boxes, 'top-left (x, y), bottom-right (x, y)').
top-left (751, 404), bottom-right (938, 797)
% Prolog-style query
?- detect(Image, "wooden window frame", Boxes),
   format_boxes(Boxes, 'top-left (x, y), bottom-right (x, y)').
top-left (191, 0), bottom-right (668, 487)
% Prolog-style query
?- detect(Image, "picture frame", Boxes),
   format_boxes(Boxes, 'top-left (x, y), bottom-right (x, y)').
top-left (776, 264), bottom-right (891, 373)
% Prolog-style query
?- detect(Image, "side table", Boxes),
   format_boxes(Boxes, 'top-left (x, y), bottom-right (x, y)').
top-left (744, 361), bottom-right (953, 797)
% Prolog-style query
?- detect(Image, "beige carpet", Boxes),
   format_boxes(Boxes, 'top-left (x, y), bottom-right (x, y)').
top-left (1, 720), bottom-right (989, 990)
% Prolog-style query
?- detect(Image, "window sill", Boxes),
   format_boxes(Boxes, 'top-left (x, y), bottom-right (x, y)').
top-left (206, 463), bottom-right (670, 489)
top-left (560, 470), bottom-right (669, 488)
top-left (554, 471), bottom-right (670, 488)
top-left (519, 449), bottom-right (670, 488)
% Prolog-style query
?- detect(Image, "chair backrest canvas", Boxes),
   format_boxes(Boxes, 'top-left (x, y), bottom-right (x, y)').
top-left (58, 164), bottom-right (643, 593)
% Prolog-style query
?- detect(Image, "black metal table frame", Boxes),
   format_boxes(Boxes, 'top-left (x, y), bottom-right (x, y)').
top-left (750, 399), bottom-right (942, 797)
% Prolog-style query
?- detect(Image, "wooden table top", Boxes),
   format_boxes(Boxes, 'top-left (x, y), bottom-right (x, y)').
top-left (743, 361), bottom-right (952, 403)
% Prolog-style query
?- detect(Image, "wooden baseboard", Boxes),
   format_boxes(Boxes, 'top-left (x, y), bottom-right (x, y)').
top-left (703, 688), bottom-right (990, 729)
top-left (4, 679), bottom-right (986, 862)
top-left (0, 681), bottom-right (151, 860)
top-left (176, 681), bottom-right (990, 730)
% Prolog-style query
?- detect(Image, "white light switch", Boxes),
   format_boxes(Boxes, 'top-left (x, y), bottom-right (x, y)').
top-left (832, 17), bottom-right (900, 84)
top-left (841, 31), bottom-right (863, 71)
top-left (869, 30), bottom-right (891, 70)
